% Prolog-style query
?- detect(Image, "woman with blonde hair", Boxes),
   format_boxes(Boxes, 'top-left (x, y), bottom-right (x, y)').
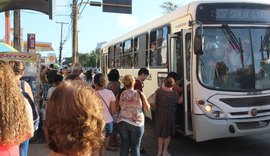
top-left (0, 60), bottom-right (34, 155)
top-left (118, 74), bottom-right (150, 156)
top-left (44, 80), bottom-right (105, 156)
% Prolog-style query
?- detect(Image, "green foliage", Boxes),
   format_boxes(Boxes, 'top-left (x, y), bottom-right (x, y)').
top-left (62, 49), bottom-right (100, 68)
top-left (160, 1), bottom-right (178, 14)
top-left (62, 57), bottom-right (73, 66)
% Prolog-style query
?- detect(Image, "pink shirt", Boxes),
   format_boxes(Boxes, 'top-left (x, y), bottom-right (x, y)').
top-left (97, 89), bottom-right (116, 123)
top-left (0, 145), bottom-right (19, 156)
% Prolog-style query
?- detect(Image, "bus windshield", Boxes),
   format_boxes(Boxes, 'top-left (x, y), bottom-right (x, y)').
top-left (198, 27), bottom-right (270, 91)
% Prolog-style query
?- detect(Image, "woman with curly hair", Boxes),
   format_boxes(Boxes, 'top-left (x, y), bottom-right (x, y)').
top-left (44, 80), bottom-right (105, 156)
top-left (0, 60), bottom-right (34, 156)
top-left (11, 60), bottom-right (35, 156)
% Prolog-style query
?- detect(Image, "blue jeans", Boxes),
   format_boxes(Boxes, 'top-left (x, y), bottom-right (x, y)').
top-left (118, 122), bottom-right (144, 156)
top-left (19, 140), bottom-right (29, 156)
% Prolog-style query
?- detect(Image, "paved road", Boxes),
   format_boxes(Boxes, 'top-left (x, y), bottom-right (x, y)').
top-left (29, 119), bottom-right (270, 156)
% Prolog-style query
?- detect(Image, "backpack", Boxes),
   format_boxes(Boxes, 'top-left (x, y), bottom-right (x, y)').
top-left (21, 81), bottom-right (40, 131)
top-left (107, 81), bottom-right (121, 96)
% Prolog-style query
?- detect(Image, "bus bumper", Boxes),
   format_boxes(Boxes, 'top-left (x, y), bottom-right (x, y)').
top-left (193, 114), bottom-right (270, 142)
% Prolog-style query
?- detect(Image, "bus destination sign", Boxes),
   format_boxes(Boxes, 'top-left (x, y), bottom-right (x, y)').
top-left (215, 8), bottom-right (270, 22)
top-left (196, 3), bottom-right (270, 24)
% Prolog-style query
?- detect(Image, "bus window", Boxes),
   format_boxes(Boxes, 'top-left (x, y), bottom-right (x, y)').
top-left (114, 43), bottom-right (122, 68)
top-left (157, 29), bottom-right (163, 46)
top-left (150, 30), bottom-right (157, 47)
top-left (175, 36), bottom-right (183, 79)
top-left (186, 33), bottom-right (191, 81)
top-left (135, 33), bottom-right (148, 68)
top-left (124, 39), bottom-right (132, 53)
top-left (122, 39), bottom-right (133, 68)
top-left (108, 46), bottom-right (114, 68)
top-left (134, 37), bottom-right (139, 67)
top-left (150, 26), bottom-right (169, 68)
top-left (134, 37), bottom-right (138, 51)
top-left (198, 27), bottom-right (261, 90)
top-left (150, 29), bottom-right (158, 67)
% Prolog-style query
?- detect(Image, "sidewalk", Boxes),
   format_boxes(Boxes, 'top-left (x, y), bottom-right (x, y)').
top-left (28, 144), bottom-right (120, 156)
top-left (29, 119), bottom-right (156, 156)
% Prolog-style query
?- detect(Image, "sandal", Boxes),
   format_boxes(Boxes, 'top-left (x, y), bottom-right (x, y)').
top-left (106, 146), bottom-right (119, 151)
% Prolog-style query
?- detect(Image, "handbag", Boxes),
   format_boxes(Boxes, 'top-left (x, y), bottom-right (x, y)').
top-left (147, 88), bottom-right (159, 111)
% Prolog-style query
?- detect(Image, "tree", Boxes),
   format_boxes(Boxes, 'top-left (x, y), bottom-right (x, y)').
top-left (78, 53), bottom-right (91, 68)
top-left (61, 48), bottom-right (100, 68)
top-left (160, 1), bottom-right (178, 14)
top-left (62, 57), bottom-right (73, 67)
top-left (88, 49), bottom-right (100, 68)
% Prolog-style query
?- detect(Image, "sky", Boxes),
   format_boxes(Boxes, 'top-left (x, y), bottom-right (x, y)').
top-left (0, 0), bottom-right (191, 58)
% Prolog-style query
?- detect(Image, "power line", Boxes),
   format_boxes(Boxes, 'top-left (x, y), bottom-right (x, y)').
top-left (78, 0), bottom-right (90, 19)
top-left (77, 0), bottom-right (84, 13)
top-left (62, 19), bottom-right (73, 47)
top-left (56, 22), bottom-right (69, 63)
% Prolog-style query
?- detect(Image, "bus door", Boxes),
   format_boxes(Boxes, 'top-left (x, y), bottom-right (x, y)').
top-left (168, 29), bottom-right (193, 136)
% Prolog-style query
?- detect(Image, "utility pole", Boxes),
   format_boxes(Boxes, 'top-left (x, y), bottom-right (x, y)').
top-left (14, 10), bottom-right (21, 51)
top-left (56, 22), bottom-right (68, 64)
top-left (72, 0), bottom-right (79, 64)
top-left (4, 11), bottom-right (11, 45)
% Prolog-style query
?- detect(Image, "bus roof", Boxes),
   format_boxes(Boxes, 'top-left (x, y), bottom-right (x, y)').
top-left (101, 0), bottom-right (270, 49)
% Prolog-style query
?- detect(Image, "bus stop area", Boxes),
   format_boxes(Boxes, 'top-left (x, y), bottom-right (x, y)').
top-left (29, 118), bottom-right (157, 156)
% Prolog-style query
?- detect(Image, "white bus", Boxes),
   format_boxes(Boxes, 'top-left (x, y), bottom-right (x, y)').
top-left (100, 0), bottom-right (270, 141)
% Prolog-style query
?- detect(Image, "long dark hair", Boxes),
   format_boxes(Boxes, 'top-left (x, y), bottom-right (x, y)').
top-left (94, 73), bottom-right (106, 87)
top-left (107, 69), bottom-right (119, 81)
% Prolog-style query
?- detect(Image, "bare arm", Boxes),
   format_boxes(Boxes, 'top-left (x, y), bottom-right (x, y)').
top-left (178, 94), bottom-right (183, 104)
top-left (24, 99), bottom-right (34, 138)
top-left (24, 82), bottom-right (34, 101)
top-left (141, 93), bottom-right (151, 111)
top-left (110, 100), bottom-right (116, 115)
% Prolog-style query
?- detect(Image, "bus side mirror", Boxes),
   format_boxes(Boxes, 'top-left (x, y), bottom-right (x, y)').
top-left (189, 20), bottom-right (204, 55)
top-left (194, 34), bottom-right (204, 55)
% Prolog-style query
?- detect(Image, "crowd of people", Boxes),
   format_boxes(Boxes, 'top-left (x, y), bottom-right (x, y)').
top-left (1, 60), bottom-right (184, 156)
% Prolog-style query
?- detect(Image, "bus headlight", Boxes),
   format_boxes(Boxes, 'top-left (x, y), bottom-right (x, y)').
top-left (200, 103), bottom-right (227, 119)
top-left (203, 105), bottom-right (212, 112)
